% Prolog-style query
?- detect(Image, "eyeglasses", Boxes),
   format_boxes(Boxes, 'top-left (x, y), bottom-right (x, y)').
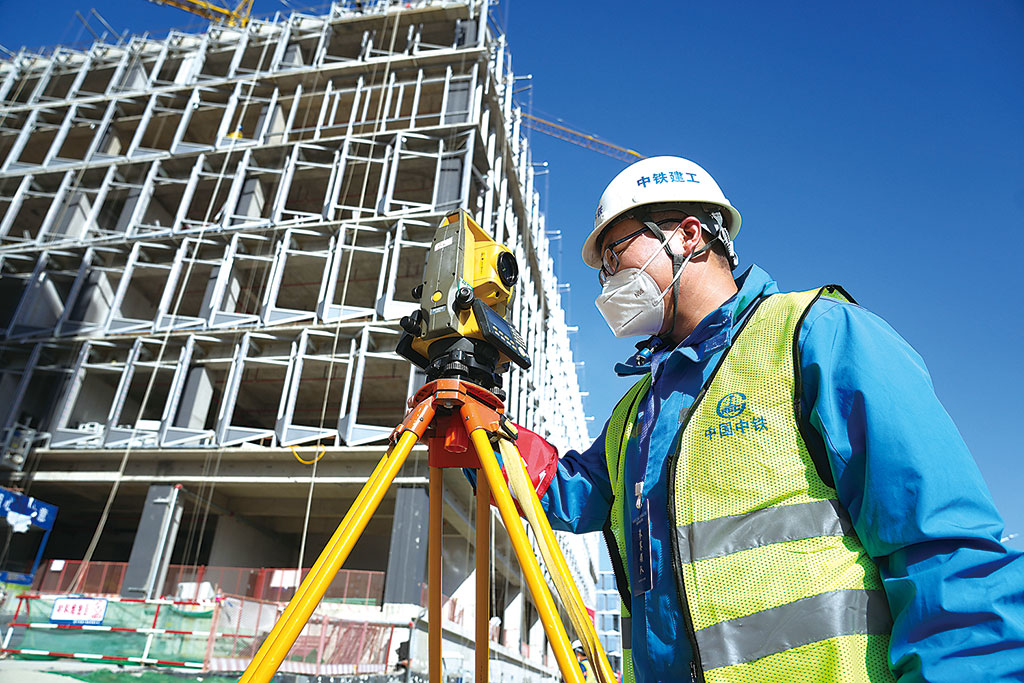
top-left (599, 227), bottom-right (648, 285)
top-left (598, 218), bottom-right (686, 285)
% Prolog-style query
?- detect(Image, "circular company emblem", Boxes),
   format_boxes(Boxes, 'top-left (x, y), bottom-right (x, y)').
top-left (716, 392), bottom-right (747, 418)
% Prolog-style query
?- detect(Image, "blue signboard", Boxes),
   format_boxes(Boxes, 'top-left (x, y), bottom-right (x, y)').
top-left (0, 487), bottom-right (58, 585)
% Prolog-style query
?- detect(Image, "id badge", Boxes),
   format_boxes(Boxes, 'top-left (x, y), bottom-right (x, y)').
top-left (631, 499), bottom-right (655, 596)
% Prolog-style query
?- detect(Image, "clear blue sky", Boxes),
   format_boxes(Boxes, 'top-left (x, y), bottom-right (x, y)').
top-left (1, 0), bottom-right (1022, 546)
top-left (503, 0), bottom-right (1024, 547)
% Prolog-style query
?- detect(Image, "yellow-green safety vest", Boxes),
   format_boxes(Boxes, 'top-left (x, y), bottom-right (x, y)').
top-left (603, 287), bottom-right (896, 683)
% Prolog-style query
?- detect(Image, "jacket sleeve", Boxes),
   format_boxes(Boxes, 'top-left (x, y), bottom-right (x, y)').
top-left (539, 419), bottom-right (615, 534)
top-left (798, 298), bottom-right (1024, 683)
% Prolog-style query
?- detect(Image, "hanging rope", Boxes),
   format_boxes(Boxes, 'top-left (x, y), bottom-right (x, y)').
top-left (177, 25), bottom-right (279, 583)
top-left (70, 23), bottom-right (276, 593)
top-left (296, 5), bottom-right (404, 576)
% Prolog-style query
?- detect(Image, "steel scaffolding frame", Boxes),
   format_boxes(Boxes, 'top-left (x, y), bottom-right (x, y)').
top-left (1, 1), bottom-right (586, 456)
top-left (0, 2), bottom-right (594, 674)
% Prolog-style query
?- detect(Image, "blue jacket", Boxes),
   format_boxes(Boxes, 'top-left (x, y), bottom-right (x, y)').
top-left (542, 265), bottom-right (1024, 682)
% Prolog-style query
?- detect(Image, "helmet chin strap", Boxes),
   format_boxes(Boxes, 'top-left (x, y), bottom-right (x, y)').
top-left (637, 210), bottom-right (717, 339)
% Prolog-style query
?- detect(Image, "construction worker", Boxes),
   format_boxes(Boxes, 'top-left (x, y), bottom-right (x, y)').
top-left (570, 639), bottom-right (593, 681)
top-left (506, 156), bottom-right (1024, 682)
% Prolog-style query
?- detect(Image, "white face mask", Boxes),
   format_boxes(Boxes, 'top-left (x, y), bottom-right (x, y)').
top-left (594, 235), bottom-right (694, 338)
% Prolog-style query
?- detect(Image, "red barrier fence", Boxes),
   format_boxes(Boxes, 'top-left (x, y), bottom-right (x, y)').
top-left (8, 561), bottom-right (499, 673)
top-left (31, 560), bottom-right (385, 605)
top-left (209, 594), bottom-right (395, 675)
top-left (2, 592), bottom-right (395, 674)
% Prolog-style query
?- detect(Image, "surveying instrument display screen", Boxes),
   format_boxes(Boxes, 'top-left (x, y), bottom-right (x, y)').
top-left (396, 210), bottom-right (530, 394)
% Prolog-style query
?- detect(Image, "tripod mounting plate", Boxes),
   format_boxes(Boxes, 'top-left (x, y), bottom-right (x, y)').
top-left (399, 378), bottom-right (506, 470)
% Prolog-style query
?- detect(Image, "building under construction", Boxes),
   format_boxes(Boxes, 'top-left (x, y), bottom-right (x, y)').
top-left (0, 1), bottom-right (599, 678)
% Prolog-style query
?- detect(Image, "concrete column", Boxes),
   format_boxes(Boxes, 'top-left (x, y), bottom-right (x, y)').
top-left (176, 366), bottom-right (215, 430)
top-left (121, 484), bottom-right (183, 600)
top-left (527, 607), bottom-right (545, 664)
top-left (383, 485), bottom-right (429, 605)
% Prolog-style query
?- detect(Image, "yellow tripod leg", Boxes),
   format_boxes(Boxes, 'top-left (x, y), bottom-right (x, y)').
top-left (428, 465), bottom-right (442, 683)
top-left (239, 429), bottom-right (420, 683)
top-left (468, 426), bottom-right (584, 683)
top-left (500, 439), bottom-right (617, 683)
top-left (475, 472), bottom-right (490, 683)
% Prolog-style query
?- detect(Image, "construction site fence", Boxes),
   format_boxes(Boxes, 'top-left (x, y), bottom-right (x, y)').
top-left (32, 559), bottom-right (385, 605)
top-left (1, 592), bottom-right (396, 674)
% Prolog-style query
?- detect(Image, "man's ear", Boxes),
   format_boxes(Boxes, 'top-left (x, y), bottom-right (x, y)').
top-left (669, 216), bottom-right (704, 255)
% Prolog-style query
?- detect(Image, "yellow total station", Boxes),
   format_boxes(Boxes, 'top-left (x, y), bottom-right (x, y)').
top-left (397, 209), bottom-right (529, 394)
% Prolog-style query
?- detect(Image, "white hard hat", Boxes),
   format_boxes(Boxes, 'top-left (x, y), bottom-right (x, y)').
top-left (583, 156), bottom-right (742, 269)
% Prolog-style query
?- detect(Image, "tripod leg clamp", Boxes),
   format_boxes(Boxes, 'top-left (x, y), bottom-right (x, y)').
top-left (488, 420), bottom-right (559, 505)
top-left (497, 414), bottom-right (519, 442)
top-left (390, 394), bottom-right (437, 445)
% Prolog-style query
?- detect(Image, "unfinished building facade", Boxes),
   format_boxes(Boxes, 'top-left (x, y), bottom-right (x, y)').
top-left (0, 1), bottom-right (594, 677)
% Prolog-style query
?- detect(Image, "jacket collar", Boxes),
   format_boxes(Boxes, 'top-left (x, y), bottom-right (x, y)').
top-left (614, 264), bottom-right (778, 376)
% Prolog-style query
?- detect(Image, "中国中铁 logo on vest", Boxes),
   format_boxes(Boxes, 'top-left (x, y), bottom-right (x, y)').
top-left (716, 392), bottom-right (747, 418)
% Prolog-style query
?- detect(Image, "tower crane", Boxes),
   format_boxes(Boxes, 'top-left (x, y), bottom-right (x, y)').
top-left (521, 113), bottom-right (645, 163)
top-left (147, 0), bottom-right (254, 27)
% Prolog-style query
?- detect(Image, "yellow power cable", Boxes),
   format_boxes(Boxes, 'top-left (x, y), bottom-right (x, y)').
top-left (290, 445), bottom-right (326, 465)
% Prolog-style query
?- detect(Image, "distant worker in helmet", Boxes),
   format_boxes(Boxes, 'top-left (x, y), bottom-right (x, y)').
top-left (567, 640), bottom-right (593, 682)
top-left (506, 156), bottom-right (1024, 682)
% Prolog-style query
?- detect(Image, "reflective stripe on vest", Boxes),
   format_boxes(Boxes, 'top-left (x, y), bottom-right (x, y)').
top-left (606, 286), bottom-right (896, 682)
top-left (697, 589), bottom-right (892, 671)
top-left (675, 498), bottom-right (855, 563)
